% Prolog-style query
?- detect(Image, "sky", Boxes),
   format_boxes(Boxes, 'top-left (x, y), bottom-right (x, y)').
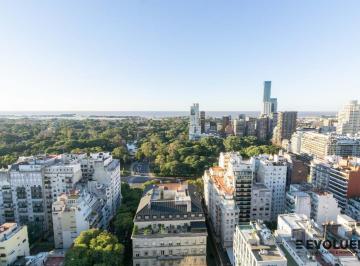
top-left (0, 0), bottom-right (359, 112)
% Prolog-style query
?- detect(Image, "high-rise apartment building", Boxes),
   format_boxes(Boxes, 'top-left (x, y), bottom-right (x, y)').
top-left (254, 155), bottom-right (287, 221)
top-left (262, 81), bottom-right (278, 116)
top-left (189, 103), bottom-right (201, 140)
top-left (203, 166), bottom-right (239, 248)
top-left (87, 153), bottom-right (122, 221)
top-left (233, 221), bottom-right (287, 266)
top-left (0, 223), bottom-right (29, 266)
top-left (204, 152), bottom-right (254, 247)
top-left (310, 157), bottom-right (360, 210)
top-left (272, 111), bottom-right (297, 146)
top-left (228, 155), bottom-right (254, 224)
top-left (132, 183), bottom-right (207, 266)
top-left (290, 131), bottom-right (360, 159)
top-left (8, 159), bottom-right (50, 232)
top-left (337, 100), bottom-right (360, 135)
top-left (0, 152), bottom-right (121, 241)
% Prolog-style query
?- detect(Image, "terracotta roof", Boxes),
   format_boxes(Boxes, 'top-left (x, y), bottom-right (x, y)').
top-left (213, 175), bottom-right (234, 195)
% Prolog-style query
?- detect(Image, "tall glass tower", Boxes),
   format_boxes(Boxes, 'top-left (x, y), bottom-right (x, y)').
top-left (263, 81), bottom-right (271, 102)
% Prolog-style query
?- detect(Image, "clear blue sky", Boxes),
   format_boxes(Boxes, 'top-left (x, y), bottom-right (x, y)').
top-left (1, 0), bottom-right (359, 111)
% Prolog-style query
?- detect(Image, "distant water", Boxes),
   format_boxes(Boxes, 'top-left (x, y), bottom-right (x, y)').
top-left (0, 111), bottom-right (336, 119)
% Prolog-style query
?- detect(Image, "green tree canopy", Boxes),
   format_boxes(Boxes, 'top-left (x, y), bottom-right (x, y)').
top-left (65, 229), bottom-right (124, 266)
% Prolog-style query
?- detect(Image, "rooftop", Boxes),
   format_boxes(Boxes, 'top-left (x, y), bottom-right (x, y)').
top-left (135, 183), bottom-right (204, 222)
top-left (133, 221), bottom-right (207, 238)
top-left (0, 223), bottom-right (21, 242)
top-left (238, 221), bottom-right (287, 262)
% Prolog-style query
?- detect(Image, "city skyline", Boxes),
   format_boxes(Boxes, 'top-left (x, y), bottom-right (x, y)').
top-left (1, 1), bottom-right (360, 111)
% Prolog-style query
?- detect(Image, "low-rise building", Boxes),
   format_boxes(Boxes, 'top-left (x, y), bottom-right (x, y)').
top-left (132, 183), bottom-right (207, 266)
top-left (276, 214), bottom-right (320, 266)
top-left (0, 223), bottom-right (29, 266)
top-left (233, 221), bottom-right (287, 266)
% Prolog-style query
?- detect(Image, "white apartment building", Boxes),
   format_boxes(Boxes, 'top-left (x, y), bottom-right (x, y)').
top-left (189, 103), bottom-right (201, 140)
top-left (289, 131), bottom-right (304, 154)
top-left (290, 131), bottom-right (360, 159)
top-left (89, 153), bottom-right (121, 221)
top-left (203, 166), bottom-right (239, 248)
top-left (285, 190), bottom-right (311, 218)
top-left (233, 221), bottom-right (287, 266)
top-left (52, 190), bottom-right (105, 249)
top-left (132, 183), bottom-right (207, 266)
top-left (204, 152), bottom-right (259, 249)
top-left (6, 155), bottom-right (83, 233)
top-left (0, 152), bottom-right (121, 238)
top-left (250, 183), bottom-right (272, 222)
top-left (337, 100), bottom-right (360, 135)
top-left (8, 160), bottom-right (49, 232)
top-left (254, 155), bottom-right (287, 221)
top-left (44, 157), bottom-right (82, 204)
top-left (218, 152), bottom-right (255, 224)
top-left (309, 191), bottom-right (341, 225)
top-left (65, 152), bottom-right (121, 223)
top-left (0, 223), bottom-right (30, 266)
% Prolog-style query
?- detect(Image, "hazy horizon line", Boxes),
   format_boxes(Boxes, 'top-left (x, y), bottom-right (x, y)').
top-left (0, 110), bottom-right (337, 112)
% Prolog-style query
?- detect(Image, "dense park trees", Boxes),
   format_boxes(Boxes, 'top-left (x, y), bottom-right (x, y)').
top-left (0, 117), bottom-right (279, 177)
top-left (0, 118), bottom-right (138, 167)
top-left (64, 229), bottom-right (124, 266)
top-left (136, 133), bottom-right (279, 177)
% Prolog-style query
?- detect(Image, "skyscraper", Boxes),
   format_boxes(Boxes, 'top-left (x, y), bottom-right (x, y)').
top-left (263, 81), bottom-right (271, 101)
top-left (189, 103), bottom-right (201, 140)
top-left (337, 100), bottom-right (360, 135)
top-left (262, 81), bottom-right (278, 116)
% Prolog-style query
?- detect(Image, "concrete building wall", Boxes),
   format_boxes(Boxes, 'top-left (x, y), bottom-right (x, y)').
top-left (0, 224), bottom-right (30, 266)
